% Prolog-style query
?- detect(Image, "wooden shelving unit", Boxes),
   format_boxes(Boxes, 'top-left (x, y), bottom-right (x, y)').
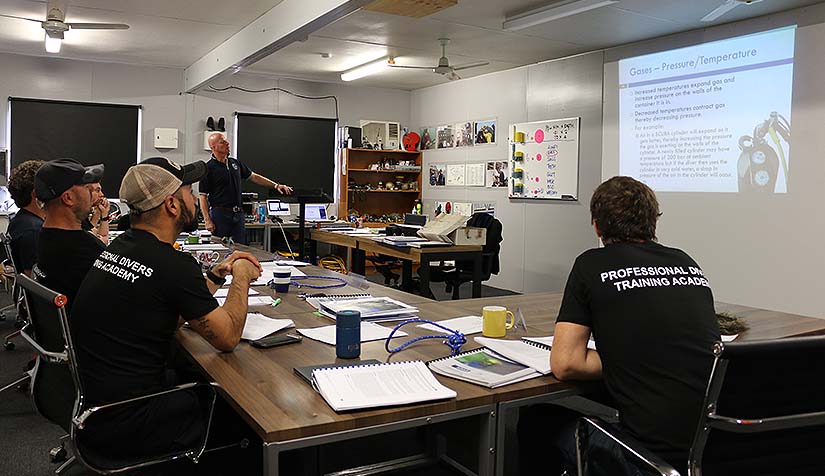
top-left (340, 148), bottom-right (422, 221)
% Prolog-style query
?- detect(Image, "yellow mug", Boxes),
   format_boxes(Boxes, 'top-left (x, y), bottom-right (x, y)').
top-left (482, 306), bottom-right (515, 338)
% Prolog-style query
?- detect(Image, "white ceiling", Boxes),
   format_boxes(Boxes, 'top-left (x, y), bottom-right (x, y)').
top-left (0, 0), bottom-right (822, 90)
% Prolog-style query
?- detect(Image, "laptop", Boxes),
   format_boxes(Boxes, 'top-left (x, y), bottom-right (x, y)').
top-left (304, 204), bottom-right (333, 222)
top-left (266, 199), bottom-right (290, 217)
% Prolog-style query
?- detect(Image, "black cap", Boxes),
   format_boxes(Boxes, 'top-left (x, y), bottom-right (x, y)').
top-left (35, 158), bottom-right (105, 201)
top-left (140, 157), bottom-right (207, 185)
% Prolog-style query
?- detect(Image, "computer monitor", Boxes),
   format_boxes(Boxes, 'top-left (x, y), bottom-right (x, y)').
top-left (304, 204), bottom-right (328, 221)
top-left (266, 200), bottom-right (290, 216)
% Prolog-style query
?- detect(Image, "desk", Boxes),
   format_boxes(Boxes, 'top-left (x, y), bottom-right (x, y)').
top-left (177, 271), bottom-right (825, 476)
top-left (309, 230), bottom-right (484, 298)
top-left (245, 222), bottom-right (311, 253)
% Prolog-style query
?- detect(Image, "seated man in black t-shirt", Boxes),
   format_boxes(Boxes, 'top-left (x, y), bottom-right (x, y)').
top-left (7, 160), bottom-right (45, 277)
top-left (70, 157), bottom-right (263, 464)
top-left (34, 159), bottom-right (107, 310)
top-left (519, 176), bottom-right (720, 475)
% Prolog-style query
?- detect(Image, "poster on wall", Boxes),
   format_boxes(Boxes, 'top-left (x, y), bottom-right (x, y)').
top-left (429, 163), bottom-right (446, 186)
top-left (486, 161), bottom-right (508, 188)
top-left (446, 163), bottom-right (466, 186)
top-left (437, 125), bottom-right (454, 149)
top-left (472, 202), bottom-right (496, 216)
top-left (454, 122), bottom-right (474, 148)
top-left (465, 163), bottom-right (486, 186)
top-left (419, 127), bottom-right (437, 150)
top-left (434, 200), bottom-right (452, 216)
top-left (452, 202), bottom-right (473, 216)
top-left (475, 119), bottom-right (496, 144)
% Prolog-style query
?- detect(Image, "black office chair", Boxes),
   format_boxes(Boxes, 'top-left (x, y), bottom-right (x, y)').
top-left (1, 232), bottom-right (27, 350)
top-left (576, 335), bottom-right (825, 476)
top-left (17, 273), bottom-right (228, 474)
top-left (429, 213), bottom-right (503, 300)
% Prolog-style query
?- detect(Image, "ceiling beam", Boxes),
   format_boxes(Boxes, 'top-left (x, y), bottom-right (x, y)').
top-left (184, 0), bottom-right (371, 92)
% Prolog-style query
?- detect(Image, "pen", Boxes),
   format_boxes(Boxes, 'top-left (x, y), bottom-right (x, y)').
top-left (272, 297), bottom-right (282, 307)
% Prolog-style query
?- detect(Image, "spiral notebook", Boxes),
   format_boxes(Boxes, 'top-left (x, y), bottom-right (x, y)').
top-left (305, 293), bottom-right (373, 310)
top-left (428, 348), bottom-right (542, 388)
top-left (474, 337), bottom-right (552, 375)
top-left (311, 360), bottom-right (457, 412)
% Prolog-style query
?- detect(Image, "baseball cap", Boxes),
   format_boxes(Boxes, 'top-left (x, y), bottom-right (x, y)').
top-left (120, 157), bottom-right (207, 213)
top-left (35, 158), bottom-right (105, 201)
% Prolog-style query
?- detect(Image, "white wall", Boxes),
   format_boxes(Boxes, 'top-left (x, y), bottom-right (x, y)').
top-left (411, 52), bottom-right (604, 294)
top-left (601, 4), bottom-right (825, 318)
top-left (0, 54), bottom-right (412, 196)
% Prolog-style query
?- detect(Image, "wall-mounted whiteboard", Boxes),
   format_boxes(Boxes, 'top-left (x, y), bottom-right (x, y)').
top-left (508, 117), bottom-right (580, 200)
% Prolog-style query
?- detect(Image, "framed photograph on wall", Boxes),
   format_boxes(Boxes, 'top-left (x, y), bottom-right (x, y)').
top-left (437, 125), bottom-right (454, 149)
top-left (430, 163), bottom-right (446, 186)
top-left (486, 161), bottom-right (508, 188)
top-left (419, 127), bottom-right (437, 150)
top-left (475, 119), bottom-right (496, 145)
top-left (454, 121), bottom-right (474, 147)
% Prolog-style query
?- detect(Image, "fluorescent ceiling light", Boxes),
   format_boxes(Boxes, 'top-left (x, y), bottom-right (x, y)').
top-left (503, 0), bottom-right (619, 31)
top-left (340, 57), bottom-right (389, 82)
top-left (45, 34), bottom-right (62, 54)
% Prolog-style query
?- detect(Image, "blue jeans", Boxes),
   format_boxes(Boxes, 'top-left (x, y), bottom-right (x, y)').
top-left (209, 208), bottom-right (247, 245)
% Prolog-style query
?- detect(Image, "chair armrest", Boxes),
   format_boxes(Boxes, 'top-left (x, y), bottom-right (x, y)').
top-left (73, 381), bottom-right (220, 430)
top-left (20, 322), bottom-right (68, 363)
top-left (576, 416), bottom-right (681, 476)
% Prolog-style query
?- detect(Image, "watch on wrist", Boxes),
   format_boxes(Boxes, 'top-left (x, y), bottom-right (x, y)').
top-left (273, 182), bottom-right (280, 190)
top-left (206, 268), bottom-right (227, 286)
top-left (100, 216), bottom-right (110, 222)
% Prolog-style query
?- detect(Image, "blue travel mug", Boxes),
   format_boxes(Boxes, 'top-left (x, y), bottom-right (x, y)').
top-left (336, 310), bottom-right (361, 359)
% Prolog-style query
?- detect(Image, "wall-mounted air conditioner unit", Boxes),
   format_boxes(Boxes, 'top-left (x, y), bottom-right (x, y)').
top-left (359, 120), bottom-right (400, 150)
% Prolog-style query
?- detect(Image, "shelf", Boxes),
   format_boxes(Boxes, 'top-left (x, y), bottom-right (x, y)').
top-left (348, 189), bottom-right (420, 193)
top-left (348, 169), bottom-right (421, 173)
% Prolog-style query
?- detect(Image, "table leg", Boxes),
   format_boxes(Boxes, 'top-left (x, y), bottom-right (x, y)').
top-left (418, 260), bottom-right (435, 299)
top-left (401, 260), bottom-right (413, 292)
top-left (309, 239), bottom-right (318, 265)
top-left (472, 252), bottom-right (482, 298)
top-left (352, 249), bottom-right (366, 275)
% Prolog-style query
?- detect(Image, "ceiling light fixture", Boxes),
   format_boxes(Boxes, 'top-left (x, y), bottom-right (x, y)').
top-left (503, 0), bottom-right (620, 31)
top-left (44, 32), bottom-right (62, 53)
top-left (340, 57), bottom-right (391, 82)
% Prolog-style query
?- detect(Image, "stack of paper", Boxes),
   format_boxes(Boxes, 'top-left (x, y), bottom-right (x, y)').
top-left (317, 296), bottom-right (418, 321)
top-left (241, 313), bottom-right (295, 341)
top-left (523, 335), bottom-right (597, 350)
top-left (312, 360), bottom-right (457, 412)
top-left (417, 316), bottom-right (482, 335)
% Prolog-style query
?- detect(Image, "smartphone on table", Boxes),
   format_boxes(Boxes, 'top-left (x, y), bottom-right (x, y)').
top-left (250, 333), bottom-right (303, 348)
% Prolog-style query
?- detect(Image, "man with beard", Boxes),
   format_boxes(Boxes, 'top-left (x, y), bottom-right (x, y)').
top-left (35, 158), bottom-right (106, 311)
top-left (70, 157), bottom-right (263, 467)
top-left (81, 181), bottom-right (110, 244)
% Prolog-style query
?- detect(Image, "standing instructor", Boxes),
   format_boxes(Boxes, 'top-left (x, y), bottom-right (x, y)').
top-left (199, 132), bottom-right (293, 244)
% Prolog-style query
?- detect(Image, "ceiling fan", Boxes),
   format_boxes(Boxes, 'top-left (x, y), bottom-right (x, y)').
top-left (388, 38), bottom-right (489, 81)
top-left (701, 0), bottom-right (763, 22)
top-left (0, 0), bottom-right (129, 53)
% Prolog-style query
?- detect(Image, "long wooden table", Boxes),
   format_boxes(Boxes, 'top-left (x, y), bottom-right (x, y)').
top-left (177, 253), bottom-right (825, 476)
top-left (310, 229), bottom-right (484, 298)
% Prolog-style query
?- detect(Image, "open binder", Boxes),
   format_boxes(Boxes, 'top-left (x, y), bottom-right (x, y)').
top-left (311, 360), bottom-right (457, 412)
top-left (428, 348), bottom-right (542, 388)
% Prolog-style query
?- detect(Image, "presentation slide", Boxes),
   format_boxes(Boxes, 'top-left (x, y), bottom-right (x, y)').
top-left (619, 27), bottom-right (794, 193)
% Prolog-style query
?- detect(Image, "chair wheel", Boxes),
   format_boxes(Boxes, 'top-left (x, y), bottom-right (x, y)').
top-left (49, 445), bottom-right (67, 463)
top-left (3, 341), bottom-right (14, 351)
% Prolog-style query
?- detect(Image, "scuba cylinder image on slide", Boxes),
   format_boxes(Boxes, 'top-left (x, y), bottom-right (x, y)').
top-left (737, 111), bottom-right (791, 192)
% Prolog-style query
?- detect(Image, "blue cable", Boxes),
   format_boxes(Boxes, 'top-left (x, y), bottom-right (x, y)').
top-left (385, 319), bottom-right (467, 356)
top-left (282, 275), bottom-right (348, 289)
